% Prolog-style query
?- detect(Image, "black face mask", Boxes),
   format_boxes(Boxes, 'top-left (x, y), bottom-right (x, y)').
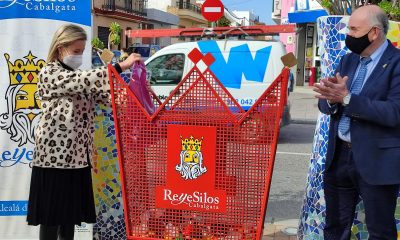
top-left (345, 28), bottom-right (373, 55)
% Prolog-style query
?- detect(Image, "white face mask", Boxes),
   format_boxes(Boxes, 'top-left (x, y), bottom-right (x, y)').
top-left (62, 54), bottom-right (83, 70)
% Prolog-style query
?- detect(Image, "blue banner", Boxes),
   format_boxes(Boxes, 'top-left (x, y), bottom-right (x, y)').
top-left (0, 201), bottom-right (28, 216)
top-left (0, 0), bottom-right (91, 26)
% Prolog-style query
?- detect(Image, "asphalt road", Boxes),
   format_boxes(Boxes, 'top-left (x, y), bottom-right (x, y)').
top-left (264, 123), bottom-right (316, 223)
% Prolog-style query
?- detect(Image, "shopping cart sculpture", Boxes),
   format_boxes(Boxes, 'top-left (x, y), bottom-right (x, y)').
top-left (109, 48), bottom-right (289, 240)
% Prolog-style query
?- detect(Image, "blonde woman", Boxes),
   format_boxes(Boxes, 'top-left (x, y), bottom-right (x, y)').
top-left (26, 24), bottom-right (140, 240)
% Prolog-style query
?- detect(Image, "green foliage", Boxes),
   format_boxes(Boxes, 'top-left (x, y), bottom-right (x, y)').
top-left (217, 16), bottom-right (231, 27)
top-left (109, 22), bottom-right (122, 34)
top-left (108, 22), bottom-right (122, 49)
top-left (369, 0), bottom-right (384, 3)
top-left (378, 0), bottom-right (400, 21)
top-left (379, 0), bottom-right (393, 12)
top-left (109, 34), bottom-right (121, 45)
top-left (91, 37), bottom-right (105, 50)
top-left (317, 0), bottom-right (400, 20)
top-left (320, 0), bottom-right (333, 13)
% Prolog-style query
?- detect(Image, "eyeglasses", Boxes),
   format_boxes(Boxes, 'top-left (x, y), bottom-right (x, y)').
top-left (345, 25), bottom-right (381, 34)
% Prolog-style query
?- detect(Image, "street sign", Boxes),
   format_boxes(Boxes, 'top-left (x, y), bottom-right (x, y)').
top-left (201, 0), bottom-right (224, 22)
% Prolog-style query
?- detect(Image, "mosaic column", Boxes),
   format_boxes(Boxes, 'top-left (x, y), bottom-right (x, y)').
top-left (91, 73), bottom-right (131, 240)
top-left (298, 16), bottom-right (400, 240)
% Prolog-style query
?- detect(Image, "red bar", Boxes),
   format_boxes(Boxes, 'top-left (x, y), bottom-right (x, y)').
top-left (126, 24), bottom-right (296, 38)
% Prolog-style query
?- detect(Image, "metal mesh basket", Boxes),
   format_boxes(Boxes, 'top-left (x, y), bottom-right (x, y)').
top-left (109, 48), bottom-right (289, 240)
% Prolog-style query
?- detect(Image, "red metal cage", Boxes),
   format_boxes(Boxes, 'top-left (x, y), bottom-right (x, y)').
top-left (109, 49), bottom-right (289, 240)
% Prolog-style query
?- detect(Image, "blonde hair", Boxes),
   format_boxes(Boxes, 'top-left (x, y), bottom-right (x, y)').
top-left (47, 24), bottom-right (87, 62)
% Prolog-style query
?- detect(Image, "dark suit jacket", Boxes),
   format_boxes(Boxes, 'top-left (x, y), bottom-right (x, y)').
top-left (319, 41), bottom-right (400, 185)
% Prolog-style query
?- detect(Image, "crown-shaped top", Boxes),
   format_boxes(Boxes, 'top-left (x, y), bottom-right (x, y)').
top-left (4, 51), bottom-right (46, 85)
top-left (181, 135), bottom-right (203, 151)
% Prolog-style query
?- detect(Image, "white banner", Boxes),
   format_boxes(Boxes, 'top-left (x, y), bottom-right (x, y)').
top-left (0, 1), bottom-right (92, 239)
top-left (295, 0), bottom-right (323, 11)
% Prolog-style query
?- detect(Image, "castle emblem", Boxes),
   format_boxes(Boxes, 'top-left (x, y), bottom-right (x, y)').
top-left (0, 51), bottom-right (45, 146)
top-left (176, 135), bottom-right (207, 180)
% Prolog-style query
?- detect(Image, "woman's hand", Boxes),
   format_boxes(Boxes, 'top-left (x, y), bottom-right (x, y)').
top-left (119, 53), bottom-right (141, 71)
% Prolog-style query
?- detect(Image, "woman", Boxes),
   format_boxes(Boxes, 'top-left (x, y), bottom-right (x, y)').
top-left (26, 24), bottom-right (140, 240)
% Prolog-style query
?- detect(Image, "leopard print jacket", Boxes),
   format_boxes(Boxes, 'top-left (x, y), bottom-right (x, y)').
top-left (33, 61), bottom-right (110, 168)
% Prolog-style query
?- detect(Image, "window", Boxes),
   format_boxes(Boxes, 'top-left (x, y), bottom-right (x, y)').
top-left (146, 54), bottom-right (185, 85)
top-left (125, 27), bottom-right (132, 48)
top-left (98, 26), bottom-right (109, 48)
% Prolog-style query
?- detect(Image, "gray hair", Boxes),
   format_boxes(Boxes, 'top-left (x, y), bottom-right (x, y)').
top-left (370, 8), bottom-right (389, 36)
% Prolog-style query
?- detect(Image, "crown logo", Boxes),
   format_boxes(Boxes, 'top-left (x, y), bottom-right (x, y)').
top-left (181, 135), bottom-right (203, 151)
top-left (4, 51), bottom-right (46, 85)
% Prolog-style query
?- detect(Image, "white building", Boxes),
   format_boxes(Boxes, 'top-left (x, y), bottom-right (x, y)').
top-left (144, 8), bottom-right (179, 47)
top-left (232, 10), bottom-right (259, 26)
top-left (147, 0), bottom-right (207, 28)
top-left (148, 0), bottom-right (208, 42)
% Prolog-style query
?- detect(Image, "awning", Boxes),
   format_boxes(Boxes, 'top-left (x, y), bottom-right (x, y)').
top-left (288, 9), bottom-right (328, 23)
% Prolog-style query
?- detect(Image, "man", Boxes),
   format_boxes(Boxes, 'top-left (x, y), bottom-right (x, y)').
top-left (313, 5), bottom-right (400, 240)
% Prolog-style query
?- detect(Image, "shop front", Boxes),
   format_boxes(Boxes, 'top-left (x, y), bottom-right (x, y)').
top-left (288, 0), bottom-right (327, 86)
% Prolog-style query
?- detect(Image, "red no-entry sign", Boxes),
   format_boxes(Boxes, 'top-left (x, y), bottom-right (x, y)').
top-left (201, 0), bottom-right (224, 22)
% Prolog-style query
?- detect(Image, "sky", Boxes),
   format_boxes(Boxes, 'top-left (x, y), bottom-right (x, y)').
top-left (221, 0), bottom-right (275, 25)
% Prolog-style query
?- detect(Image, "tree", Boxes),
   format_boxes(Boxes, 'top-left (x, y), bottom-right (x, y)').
top-left (378, 0), bottom-right (400, 20)
top-left (108, 22), bottom-right (122, 50)
top-left (217, 16), bottom-right (231, 27)
top-left (317, 0), bottom-right (399, 20)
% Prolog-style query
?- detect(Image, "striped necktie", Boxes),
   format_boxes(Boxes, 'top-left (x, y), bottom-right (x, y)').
top-left (338, 57), bottom-right (372, 136)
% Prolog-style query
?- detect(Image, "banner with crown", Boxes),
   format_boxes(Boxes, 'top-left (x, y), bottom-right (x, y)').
top-left (108, 48), bottom-right (289, 239)
top-left (4, 52), bottom-right (46, 86)
top-left (0, 2), bottom-right (92, 239)
top-left (155, 125), bottom-right (227, 213)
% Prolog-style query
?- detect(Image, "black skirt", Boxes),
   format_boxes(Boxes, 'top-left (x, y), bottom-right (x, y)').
top-left (27, 166), bottom-right (96, 226)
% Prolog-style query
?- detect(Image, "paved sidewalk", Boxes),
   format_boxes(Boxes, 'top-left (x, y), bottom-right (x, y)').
top-left (259, 86), bottom-right (319, 239)
top-left (262, 219), bottom-right (299, 240)
top-left (289, 86), bottom-right (320, 125)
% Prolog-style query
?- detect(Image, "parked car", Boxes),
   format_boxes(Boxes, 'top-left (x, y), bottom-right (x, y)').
top-left (111, 50), bottom-right (121, 64)
top-left (127, 44), bottom-right (161, 61)
top-left (144, 40), bottom-right (291, 126)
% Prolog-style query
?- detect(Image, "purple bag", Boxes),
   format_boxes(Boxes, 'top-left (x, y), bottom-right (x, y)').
top-left (128, 61), bottom-right (156, 115)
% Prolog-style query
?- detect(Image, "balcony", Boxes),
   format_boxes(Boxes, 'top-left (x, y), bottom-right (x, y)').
top-left (176, 1), bottom-right (201, 14)
top-left (100, 0), bottom-right (147, 17)
top-left (168, 1), bottom-right (207, 26)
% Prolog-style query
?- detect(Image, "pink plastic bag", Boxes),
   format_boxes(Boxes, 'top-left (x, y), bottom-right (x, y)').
top-left (128, 61), bottom-right (156, 115)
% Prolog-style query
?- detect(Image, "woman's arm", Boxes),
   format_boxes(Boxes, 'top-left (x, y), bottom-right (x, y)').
top-left (38, 54), bottom-right (141, 100)
top-left (38, 63), bottom-right (109, 99)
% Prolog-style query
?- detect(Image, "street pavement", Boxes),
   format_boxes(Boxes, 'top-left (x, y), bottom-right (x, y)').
top-left (288, 86), bottom-right (319, 125)
top-left (262, 86), bottom-right (319, 240)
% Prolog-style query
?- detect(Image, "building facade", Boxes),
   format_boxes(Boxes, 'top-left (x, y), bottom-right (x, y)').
top-left (148, 0), bottom-right (207, 28)
top-left (92, 0), bottom-right (180, 49)
top-left (147, 0), bottom-right (208, 42)
top-left (144, 8), bottom-right (179, 46)
top-left (288, 0), bottom-right (327, 86)
top-left (273, 0), bottom-right (297, 54)
top-left (92, 0), bottom-right (148, 49)
top-left (273, 0), bottom-right (327, 86)
top-left (232, 10), bottom-right (259, 26)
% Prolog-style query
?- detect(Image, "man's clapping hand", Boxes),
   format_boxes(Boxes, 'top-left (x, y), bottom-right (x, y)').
top-left (313, 72), bottom-right (350, 104)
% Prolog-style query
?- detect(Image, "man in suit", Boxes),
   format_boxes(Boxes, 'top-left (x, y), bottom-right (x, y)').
top-left (313, 5), bottom-right (400, 240)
